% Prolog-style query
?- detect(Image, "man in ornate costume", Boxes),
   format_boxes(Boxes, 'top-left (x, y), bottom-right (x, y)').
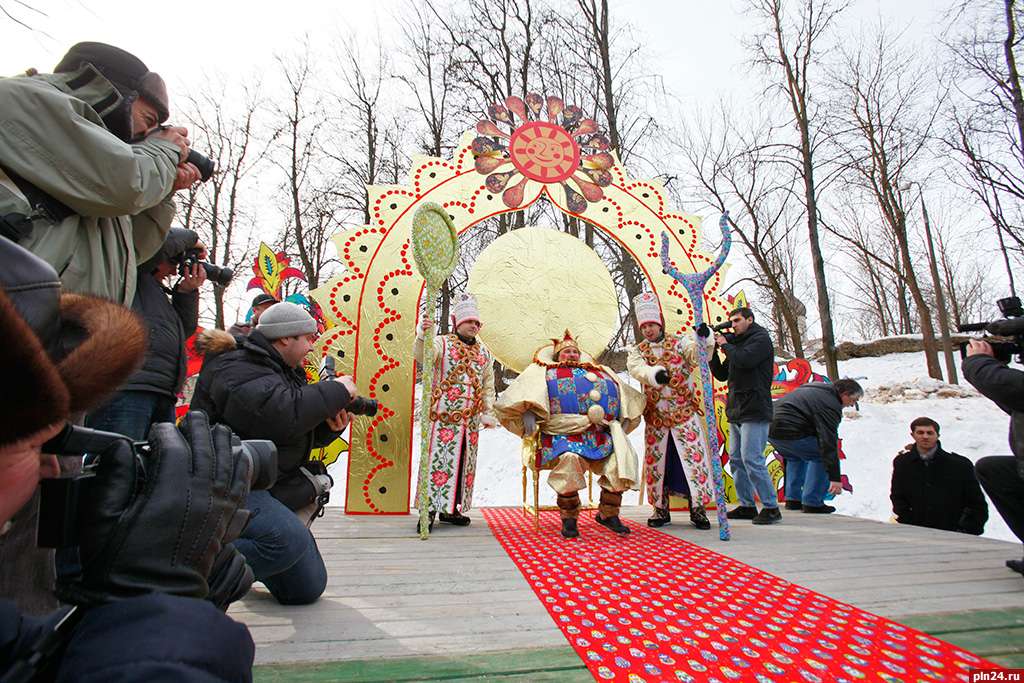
top-left (415, 293), bottom-right (497, 530)
top-left (626, 292), bottom-right (715, 530)
top-left (495, 330), bottom-right (645, 539)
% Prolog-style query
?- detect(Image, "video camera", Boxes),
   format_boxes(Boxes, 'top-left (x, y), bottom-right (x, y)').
top-left (36, 423), bottom-right (276, 549)
top-left (320, 356), bottom-right (378, 417)
top-left (957, 296), bottom-right (1024, 364)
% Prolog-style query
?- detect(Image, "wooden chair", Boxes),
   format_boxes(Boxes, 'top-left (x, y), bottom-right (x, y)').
top-left (520, 432), bottom-right (594, 532)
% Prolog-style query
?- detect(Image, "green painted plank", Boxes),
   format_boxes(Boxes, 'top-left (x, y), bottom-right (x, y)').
top-left (901, 607), bottom-right (1024, 634)
top-left (253, 647), bottom-right (584, 682)
top-left (991, 653), bottom-right (1024, 668)
top-left (930, 627), bottom-right (1024, 657)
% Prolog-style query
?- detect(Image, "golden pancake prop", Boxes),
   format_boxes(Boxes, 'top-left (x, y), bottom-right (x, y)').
top-left (469, 228), bottom-right (618, 373)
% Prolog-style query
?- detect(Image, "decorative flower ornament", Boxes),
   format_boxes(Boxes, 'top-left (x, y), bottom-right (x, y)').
top-left (472, 94), bottom-right (614, 212)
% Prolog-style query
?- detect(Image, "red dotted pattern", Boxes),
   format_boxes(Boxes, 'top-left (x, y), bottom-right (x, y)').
top-left (483, 507), bottom-right (991, 683)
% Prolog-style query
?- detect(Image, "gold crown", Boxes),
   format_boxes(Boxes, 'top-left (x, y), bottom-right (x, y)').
top-left (552, 329), bottom-right (580, 355)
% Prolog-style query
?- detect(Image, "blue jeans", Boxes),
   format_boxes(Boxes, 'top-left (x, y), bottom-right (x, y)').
top-left (86, 390), bottom-right (177, 441)
top-left (233, 490), bottom-right (327, 605)
top-left (728, 421), bottom-right (778, 509)
top-left (769, 436), bottom-right (828, 507)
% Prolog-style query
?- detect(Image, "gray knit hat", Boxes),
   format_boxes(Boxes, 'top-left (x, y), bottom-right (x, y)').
top-left (255, 302), bottom-right (316, 340)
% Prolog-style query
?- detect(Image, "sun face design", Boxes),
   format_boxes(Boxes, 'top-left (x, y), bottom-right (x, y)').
top-left (472, 94), bottom-right (614, 213)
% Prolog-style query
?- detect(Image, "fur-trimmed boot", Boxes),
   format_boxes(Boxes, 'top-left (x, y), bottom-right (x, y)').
top-left (557, 493), bottom-right (581, 538)
top-left (647, 507), bottom-right (671, 528)
top-left (595, 490), bottom-right (630, 534)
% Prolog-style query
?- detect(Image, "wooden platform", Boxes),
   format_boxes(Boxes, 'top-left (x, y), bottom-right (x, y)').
top-left (231, 507), bottom-right (1024, 680)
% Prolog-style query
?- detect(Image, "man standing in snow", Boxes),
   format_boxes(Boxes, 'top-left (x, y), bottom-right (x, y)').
top-left (963, 339), bottom-right (1024, 576)
top-left (890, 417), bottom-right (988, 535)
top-left (710, 307), bottom-right (780, 525)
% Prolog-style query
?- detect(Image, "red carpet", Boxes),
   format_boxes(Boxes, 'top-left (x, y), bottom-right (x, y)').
top-left (482, 507), bottom-right (991, 682)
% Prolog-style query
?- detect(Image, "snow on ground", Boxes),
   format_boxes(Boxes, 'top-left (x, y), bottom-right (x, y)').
top-left (328, 350), bottom-right (1020, 545)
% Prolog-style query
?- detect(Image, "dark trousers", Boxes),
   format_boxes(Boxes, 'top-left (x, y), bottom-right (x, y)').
top-left (975, 456), bottom-right (1024, 545)
top-left (663, 435), bottom-right (691, 502)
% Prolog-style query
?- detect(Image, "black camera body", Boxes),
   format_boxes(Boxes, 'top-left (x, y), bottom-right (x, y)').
top-left (172, 247), bottom-right (234, 287)
top-left (712, 321), bottom-right (733, 333)
top-left (320, 355), bottom-right (378, 417)
top-left (957, 296), bottom-right (1024, 364)
top-left (37, 424), bottom-right (276, 549)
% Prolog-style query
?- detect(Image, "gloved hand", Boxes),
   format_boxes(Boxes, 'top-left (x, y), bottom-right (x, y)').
top-left (206, 545), bottom-right (254, 611)
top-left (654, 368), bottom-right (670, 385)
top-left (696, 323), bottom-right (710, 338)
top-left (522, 410), bottom-right (538, 436)
top-left (57, 412), bottom-right (252, 605)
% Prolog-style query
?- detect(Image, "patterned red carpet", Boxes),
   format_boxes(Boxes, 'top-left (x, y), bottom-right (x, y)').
top-left (482, 507), bottom-right (991, 682)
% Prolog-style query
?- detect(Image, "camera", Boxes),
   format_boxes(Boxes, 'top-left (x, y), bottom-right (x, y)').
top-left (957, 296), bottom-right (1024, 363)
top-left (173, 247), bottom-right (234, 287)
top-left (712, 321), bottom-right (733, 332)
top-left (320, 356), bottom-right (378, 417)
top-left (36, 423), bottom-right (276, 549)
top-left (186, 149), bottom-right (215, 182)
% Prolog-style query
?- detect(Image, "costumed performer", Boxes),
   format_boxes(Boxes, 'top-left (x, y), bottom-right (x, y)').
top-left (495, 329), bottom-right (645, 539)
top-left (626, 292), bottom-right (716, 530)
top-left (414, 293), bottom-right (497, 531)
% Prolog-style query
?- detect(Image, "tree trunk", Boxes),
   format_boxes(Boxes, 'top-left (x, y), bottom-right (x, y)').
top-left (895, 216), bottom-right (943, 379)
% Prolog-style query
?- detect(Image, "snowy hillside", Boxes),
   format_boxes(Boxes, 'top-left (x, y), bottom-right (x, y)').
top-left (329, 350), bottom-right (1019, 545)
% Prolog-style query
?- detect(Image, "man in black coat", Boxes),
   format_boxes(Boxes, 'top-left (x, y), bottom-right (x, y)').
top-left (87, 228), bottom-right (204, 440)
top-left (890, 417), bottom-right (988, 535)
top-left (710, 307), bottom-right (780, 524)
top-left (770, 379), bottom-right (863, 514)
top-left (192, 302), bottom-right (357, 605)
top-left (963, 339), bottom-right (1024, 576)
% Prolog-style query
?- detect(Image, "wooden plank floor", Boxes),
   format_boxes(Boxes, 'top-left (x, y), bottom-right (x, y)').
top-left (231, 506), bottom-right (1024, 672)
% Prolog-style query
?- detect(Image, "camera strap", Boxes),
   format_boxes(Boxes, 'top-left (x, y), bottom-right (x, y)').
top-left (0, 605), bottom-right (83, 683)
top-left (0, 165), bottom-right (76, 242)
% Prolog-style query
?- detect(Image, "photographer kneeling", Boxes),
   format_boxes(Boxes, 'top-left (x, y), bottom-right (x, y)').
top-left (86, 228), bottom-right (208, 439)
top-left (192, 303), bottom-right (357, 605)
top-left (964, 339), bottom-right (1024, 576)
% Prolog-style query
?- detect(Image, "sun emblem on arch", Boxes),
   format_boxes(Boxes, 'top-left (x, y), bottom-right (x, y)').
top-left (472, 94), bottom-right (615, 213)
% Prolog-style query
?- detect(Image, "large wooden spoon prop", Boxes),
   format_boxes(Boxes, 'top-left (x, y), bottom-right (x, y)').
top-left (411, 203), bottom-right (460, 539)
top-left (660, 213), bottom-right (733, 541)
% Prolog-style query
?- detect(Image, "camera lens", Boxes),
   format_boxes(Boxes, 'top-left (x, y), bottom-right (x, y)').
top-left (186, 149), bottom-right (216, 182)
top-left (236, 439), bottom-right (277, 490)
top-left (201, 262), bottom-right (234, 287)
top-left (348, 397), bottom-right (379, 417)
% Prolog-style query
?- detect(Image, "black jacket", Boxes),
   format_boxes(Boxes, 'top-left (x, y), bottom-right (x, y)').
top-left (0, 594), bottom-right (254, 682)
top-left (890, 443), bottom-right (989, 535)
top-left (709, 322), bottom-right (774, 423)
top-left (769, 382), bottom-right (844, 482)
top-left (190, 331), bottom-right (350, 506)
top-left (963, 355), bottom-right (1024, 472)
top-left (121, 270), bottom-right (198, 396)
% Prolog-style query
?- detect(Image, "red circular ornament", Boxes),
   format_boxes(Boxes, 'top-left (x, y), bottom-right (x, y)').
top-left (508, 121), bottom-right (580, 183)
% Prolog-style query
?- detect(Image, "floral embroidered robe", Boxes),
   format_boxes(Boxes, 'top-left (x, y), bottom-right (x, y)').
top-left (626, 333), bottom-right (715, 509)
top-left (415, 334), bottom-right (495, 514)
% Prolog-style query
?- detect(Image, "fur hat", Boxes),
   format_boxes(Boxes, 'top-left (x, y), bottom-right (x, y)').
top-left (633, 291), bottom-right (662, 327)
top-left (552, 329), bottom-right (579, 356)
top-left (451, 293), bottom-right (481, 328)
top-left (0, 238), bottom-right (147, 446)
top-left (255, 302), bottom-right (316, 340)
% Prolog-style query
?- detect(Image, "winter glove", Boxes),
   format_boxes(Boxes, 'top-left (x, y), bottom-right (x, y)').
top-left (206, 545), bottom-right (254, 611)
top-left (654, 368), bottom-right (670, 385)
top-left (57, 412), bottom-right (252, 605)
top-left (696, 323), bottom-right (710, 338)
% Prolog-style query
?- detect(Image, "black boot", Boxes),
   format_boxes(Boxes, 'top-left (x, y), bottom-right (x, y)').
top-left (414, 511), bottom-right (436, 533)
top-left (561, 517), bottom-right (580, 538)
top-left (751, 507), bottom-right (782, 525)
top-left (784, 499), bottom-right (803, 511)
top-left (438, 511), bottom-right (471, 526)
top-left (596, 490), bottom-right (630, 534)
top-left (726, 505), bottom-right (757, 520)
top-left (647, 507), bottom-right (671, 528)
top-left (689, 505), bottom-right (711, 530)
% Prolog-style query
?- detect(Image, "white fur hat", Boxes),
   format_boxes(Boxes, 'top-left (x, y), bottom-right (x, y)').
top-left (633, 291), bottom-right (662, 327)
top-left (451, 293), bottom-right (481, 327)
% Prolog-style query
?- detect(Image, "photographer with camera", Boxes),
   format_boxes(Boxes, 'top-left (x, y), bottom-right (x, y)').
top-left (0, 42), bottom-right (203, 307)
top-left (0, 239), bottom-right (255, 681)
top-left (85, 228), bottom-right (213, 440)
top-left (963, 338), bottom-right (1024, 577)
top-left (192, 302), bottom-right (358, 605)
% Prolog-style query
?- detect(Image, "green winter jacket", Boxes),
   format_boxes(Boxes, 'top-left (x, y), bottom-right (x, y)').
top-left (0, 63), bottom-right (182, 305)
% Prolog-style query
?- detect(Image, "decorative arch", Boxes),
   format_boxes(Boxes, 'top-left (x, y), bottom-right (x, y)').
top-left (312, 118), bottom-right (731, 514)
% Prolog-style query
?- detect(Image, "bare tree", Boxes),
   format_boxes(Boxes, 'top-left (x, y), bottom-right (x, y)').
top-left (746, 0), bottom-right (847, 379)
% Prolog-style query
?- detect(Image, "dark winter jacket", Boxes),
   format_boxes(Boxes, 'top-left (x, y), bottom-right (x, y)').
top-left (191, 330), bottom-right (350, 508)
top-left (963, 354), bottom-right (1024, 474)
top-left (709, 322), bottom-right (774, 423)
top-left (769, 382), bottom-right (844, 482)
top-left (0, 593), bottom-right (254, 682)
top-left (890, 443), bottom-right (989, 535)
top-left (120, 270), bottom-right (198, 396)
